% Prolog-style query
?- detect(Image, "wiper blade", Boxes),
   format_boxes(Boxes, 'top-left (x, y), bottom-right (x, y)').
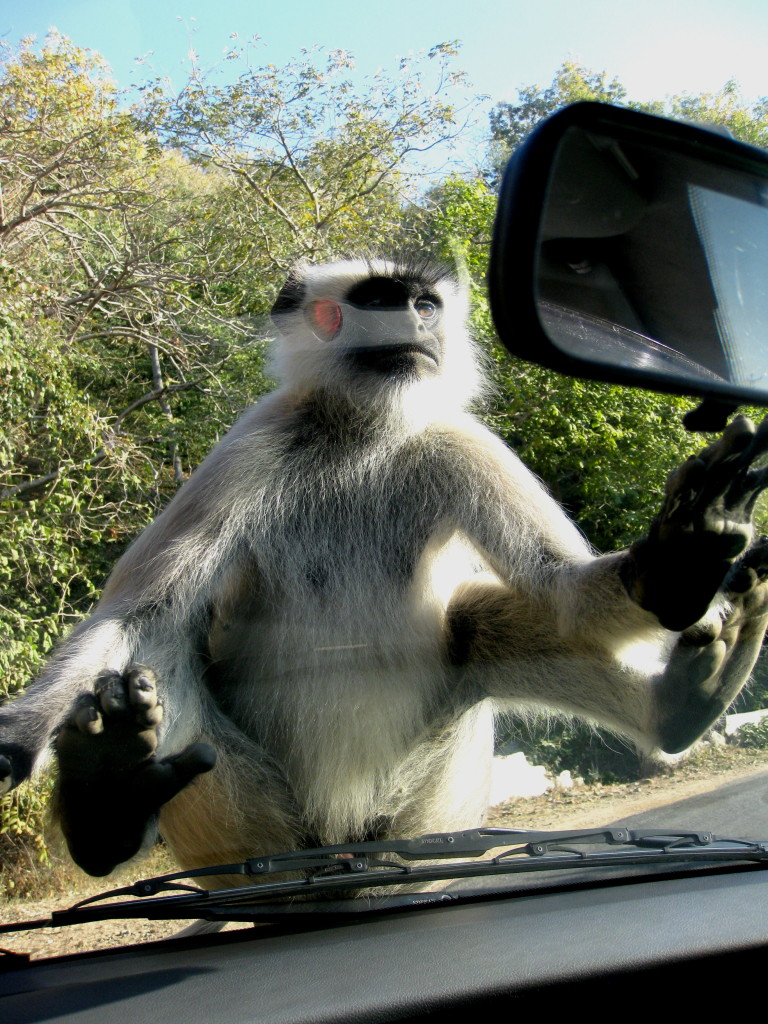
top-left (3, 826), bottom-right (768, 939)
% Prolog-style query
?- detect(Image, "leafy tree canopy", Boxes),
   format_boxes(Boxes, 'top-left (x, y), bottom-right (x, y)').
top-left (3, 39), bottom-right (768, 857)
top-left (487, 60), bottom-right (768, 184)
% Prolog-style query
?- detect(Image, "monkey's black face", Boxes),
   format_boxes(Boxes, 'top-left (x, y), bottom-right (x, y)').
top-left (310, 275), bottom-right (445, 379)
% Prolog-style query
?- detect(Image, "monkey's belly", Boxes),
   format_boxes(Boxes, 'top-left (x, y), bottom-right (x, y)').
top-left (189, 555), bottom-right (494, 863)
top-left (161, 694), bottom-right (496, 877)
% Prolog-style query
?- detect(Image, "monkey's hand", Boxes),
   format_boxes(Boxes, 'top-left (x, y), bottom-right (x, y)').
top-left (624, 415), bottom-right (768, 632)
top-left (54, 664), bottom-right (216, 876)
top-left (654, 535), bottom-right (768, 752)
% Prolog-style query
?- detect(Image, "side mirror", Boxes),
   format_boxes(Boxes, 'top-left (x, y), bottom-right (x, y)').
top-left (489, 102), bottom-right (768, 406)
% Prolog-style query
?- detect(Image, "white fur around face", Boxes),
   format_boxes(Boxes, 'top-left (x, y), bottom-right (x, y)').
top-left (268, 258), bottom-right (485, 432)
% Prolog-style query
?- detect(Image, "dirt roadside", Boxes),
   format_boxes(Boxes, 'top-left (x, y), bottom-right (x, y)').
top-left (3, 746), bottom-right (768, 961)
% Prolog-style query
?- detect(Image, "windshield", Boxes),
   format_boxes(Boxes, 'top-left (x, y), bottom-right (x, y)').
top-left (688, 184), bottom-right (768, 386)
top-left (3, 3), bottom-right (768, 962)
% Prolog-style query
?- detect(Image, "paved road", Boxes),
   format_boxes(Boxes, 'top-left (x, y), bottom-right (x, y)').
top-left (607, 769), bottom-right (768, 840)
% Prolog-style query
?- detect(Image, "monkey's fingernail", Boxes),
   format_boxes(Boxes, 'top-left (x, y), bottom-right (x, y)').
top-left (76, 707), bottom-right (103, 734)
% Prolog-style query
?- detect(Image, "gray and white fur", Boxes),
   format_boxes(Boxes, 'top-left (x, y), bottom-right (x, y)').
top-left (2, 256), bottom-right (768, 877)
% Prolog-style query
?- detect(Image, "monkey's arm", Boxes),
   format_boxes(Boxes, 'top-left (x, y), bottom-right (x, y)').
top-left (445, 415), bottom-right (768, 752)
top-left (448, 537), bottom-right (768, 753)
top-left (0, 449), bottom-right (232, 785)
top-left (0, 591), bottom-right (221, 870)
top-left (0, 613), bottom-right (133, 793)
top-left (449, 415), bottom-right (768, 638)
top-left (0, 400), bottom-right (294, 873)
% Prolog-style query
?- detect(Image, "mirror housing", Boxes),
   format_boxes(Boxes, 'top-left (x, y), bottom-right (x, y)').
top-left (489, 102), bottom-right (768, 406)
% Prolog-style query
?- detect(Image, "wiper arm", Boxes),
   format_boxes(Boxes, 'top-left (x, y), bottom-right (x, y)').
top-left (65, 824), bottom-right (726, 895)
top-left (3, 827), bottom-right (767, 940)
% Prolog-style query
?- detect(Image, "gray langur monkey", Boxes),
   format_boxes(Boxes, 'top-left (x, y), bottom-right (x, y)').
top-left (2, 256), bottom-right (768, 878)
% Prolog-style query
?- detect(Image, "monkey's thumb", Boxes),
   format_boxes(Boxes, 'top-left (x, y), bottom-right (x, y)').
top-left (163, 742), bottom-right (217, 783)
top-left (133, 742), bottom-right (217, 807)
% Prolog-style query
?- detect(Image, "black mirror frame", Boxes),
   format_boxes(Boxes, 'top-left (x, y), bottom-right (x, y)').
top-left (488, 101), bottom-right (768, 405)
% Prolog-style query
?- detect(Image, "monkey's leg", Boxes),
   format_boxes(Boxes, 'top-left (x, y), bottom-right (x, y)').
top-left (448, 580), bottom-right (662, 744)
top-left (54, 664), bottom-right (215, 876)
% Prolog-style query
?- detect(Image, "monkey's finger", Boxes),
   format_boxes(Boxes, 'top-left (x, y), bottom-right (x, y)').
top-left (95, 673), bottom-right (129, 716)
top-left (681, 417), bottom-right (759, 508)
top-left (0, 743), bottom-right (35, 792)
top-left (125, 666), bottom-right (163, 728)
top-left (658, 457), bottom-right (706, 526)
top-left (166, 742), bottom-right (217, 780)
top-left (125, 665), bottom-right (158, 706)
top-left (698, 415), bottom-right (755, 471)
top-left (739, 414), bottom-right (768, 470)
top-left (730, 535), bottom-right (768, 583)
top-left (56, 692), bottom-right (104, 737)
top-left (743, 463), bottom-right (768, 496)
top-left (73, 700), bottom-right (104, 736)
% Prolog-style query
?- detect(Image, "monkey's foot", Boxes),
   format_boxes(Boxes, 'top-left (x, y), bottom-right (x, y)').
top-left (655, 536), bottom-right (768, 753)
top-left (625, 415), bottom-right (768, 631)
top-left (54, 665), bottom-right (216, 876)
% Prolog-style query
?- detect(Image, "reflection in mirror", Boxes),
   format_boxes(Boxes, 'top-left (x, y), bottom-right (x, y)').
top-left (536, 125), bottom-right (768, 394)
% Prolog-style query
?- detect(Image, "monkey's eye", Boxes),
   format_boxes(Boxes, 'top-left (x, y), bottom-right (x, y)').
top-left (414, 299), bottom-right (438, 320)
top-left (309, 299), bottom-right (343, 340)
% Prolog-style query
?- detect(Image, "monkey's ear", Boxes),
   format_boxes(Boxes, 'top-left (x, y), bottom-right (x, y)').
top-left (271, 271), bottom-right (307, 324)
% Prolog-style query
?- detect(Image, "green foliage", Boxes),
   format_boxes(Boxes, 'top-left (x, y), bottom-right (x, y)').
top-left (503, 720), bottom-right (644, 784)
top-left (487, 61), bottom-right (768, 185)
top-left (420, 172), bottom-right (703, 551)
top-left (732, 718), bottom-right (768, 749)
top-left (663, 81), bottom-right (768, 150)
top-left (4, 31), bottom-right (768, 865)
top-left (139, 41), bottom-right (472, 265)
top-left (486, 361), bottom-right (702, 550)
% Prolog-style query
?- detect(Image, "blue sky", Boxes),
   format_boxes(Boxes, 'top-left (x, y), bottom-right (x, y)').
top-left (4, 0), bottom-right (768, 108)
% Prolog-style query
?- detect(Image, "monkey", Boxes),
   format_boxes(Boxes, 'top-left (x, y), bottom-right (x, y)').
top-left (2, 255), bottom-right (768, 879)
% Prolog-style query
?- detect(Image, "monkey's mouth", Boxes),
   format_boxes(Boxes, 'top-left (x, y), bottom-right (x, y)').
top-left (346, 343), bottom-right (439, 375)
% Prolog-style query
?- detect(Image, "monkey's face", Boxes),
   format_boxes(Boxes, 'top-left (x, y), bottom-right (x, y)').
top-left (270, 258), bottom-right (482, 414)
top-left (309, 275), bottom-right (445, 381)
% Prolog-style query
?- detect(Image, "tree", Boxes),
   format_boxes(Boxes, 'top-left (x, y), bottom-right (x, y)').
top-left (486, 62), bottom-right (630, 186)
top-left (487, 62), bottom-right (768, 186)
top-left (141, 42), bottom-right (472, 267)
top-left (0, 36), bottom-right (270, 865)
top-left (0, 35), bottom-right (476, 866)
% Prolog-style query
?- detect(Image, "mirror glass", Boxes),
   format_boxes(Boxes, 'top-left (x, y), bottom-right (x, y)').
top-left (536, 124), bottom-right (768, 395)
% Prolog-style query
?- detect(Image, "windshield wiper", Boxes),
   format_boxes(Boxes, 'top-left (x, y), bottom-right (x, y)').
top-left (3, 826), bottom-right (768, 940)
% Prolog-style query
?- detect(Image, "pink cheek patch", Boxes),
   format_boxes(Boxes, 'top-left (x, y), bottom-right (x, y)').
top-left (310, 299), bottom-right (343, 340)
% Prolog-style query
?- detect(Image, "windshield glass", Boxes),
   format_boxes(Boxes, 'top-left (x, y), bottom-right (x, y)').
top-left (2, 2), bottom-right (768, 962)
top-left (688, 184), bottom-right (768, 386)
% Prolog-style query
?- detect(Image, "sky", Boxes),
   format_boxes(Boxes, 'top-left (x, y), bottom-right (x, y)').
top-left (3, 0), bottom-right (768, 110)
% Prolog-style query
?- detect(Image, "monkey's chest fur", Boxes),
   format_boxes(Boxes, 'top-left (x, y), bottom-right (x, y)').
top-left (204, 416), bottom-right (491, 840)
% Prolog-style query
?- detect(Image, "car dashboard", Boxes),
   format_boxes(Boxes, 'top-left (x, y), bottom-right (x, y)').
top-left (2, 862), bottom-right (768, 1022)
